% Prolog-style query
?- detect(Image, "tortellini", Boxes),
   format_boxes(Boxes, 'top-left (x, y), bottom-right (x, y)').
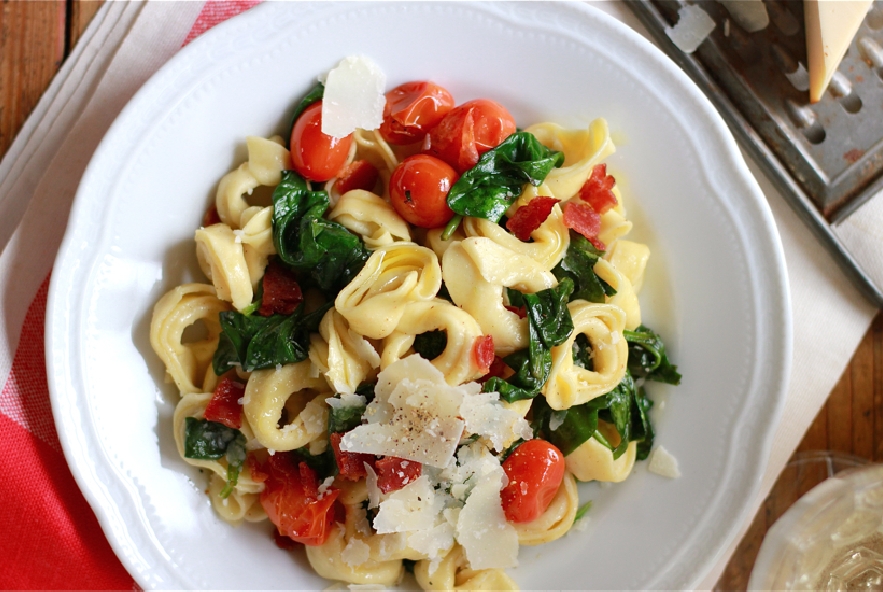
top-left (150, 283), bottom-right (230, 395)
top-left (216, 135), bottom-right (289, 228)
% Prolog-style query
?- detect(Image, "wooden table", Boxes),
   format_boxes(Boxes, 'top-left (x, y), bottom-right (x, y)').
top-left (2, 2), bottom-right (881, 589)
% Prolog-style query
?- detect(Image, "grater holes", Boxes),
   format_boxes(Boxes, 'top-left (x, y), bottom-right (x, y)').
top-left (785, 99), bottom-right (826, 144)
top-left (766, 0), bottom-right (800, 36)
top-left (857, 36), bottom-right (883, 81)
top-left (828, 72), bottom-right (862, 114)
top-left (867, 6), bottom-right (883, 31)
top-left (771, 43), bottom-right (810, 92)
top-left (727, 21), bottom-right (762, 63)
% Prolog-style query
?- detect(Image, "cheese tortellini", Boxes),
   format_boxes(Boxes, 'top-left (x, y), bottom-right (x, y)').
top-left (150, 95), bottom-right (673, 592)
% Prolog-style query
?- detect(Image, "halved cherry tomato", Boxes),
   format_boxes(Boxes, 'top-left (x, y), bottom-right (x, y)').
top-left (389, 154), bottom-right (458, 228)
top-left (374, 457), bottom-right (422, 494)
top-left (500, 439), bottom-right (565, 524)
top-left (290, 101), bottom-right (352, 182)
top-left (257, 454), bottom-right (340, 546)
top-left (203, 376), bottom-right (244, 429)
top-left (379, 81), bottom-right (455, 145)
top-left (333, 159), bottom-right (380, 195)
top-left (427, 99), bottom-right (517, 173)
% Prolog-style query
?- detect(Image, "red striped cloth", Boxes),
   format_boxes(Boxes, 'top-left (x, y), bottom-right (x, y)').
top-left (0, 2), bottom-right (259, 588)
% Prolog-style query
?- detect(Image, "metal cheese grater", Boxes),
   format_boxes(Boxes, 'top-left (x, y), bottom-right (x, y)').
top-left (628, 0), bottom-right (883, 307)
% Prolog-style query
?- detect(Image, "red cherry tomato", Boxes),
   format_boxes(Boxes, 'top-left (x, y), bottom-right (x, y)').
top-left (500, 439), bottom-right (566, 524)
top-left (388, 154), bottom-right (458, 228)
top-left (290, 101), bottom-right (352, 182)
top-left (379, 81), bottom-right (455, 145)
top-left (471, 334), bottom-right (495, 375)
top-left (333, 159), bottom-right (380, 195)
top-left (427, 99), bottom-right (517, 173)
top-left (257, 455), bottom-right (340, 546)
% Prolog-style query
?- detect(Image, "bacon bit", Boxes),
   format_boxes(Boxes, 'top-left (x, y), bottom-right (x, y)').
top-left (478, 355), bottom-right (510, 384)
top-left (374, 457), bottom-right (422, 494)
top-left (562, 201), bottom-right (605, 250)
top-left (203, 376), bottom-right (245, 429)
top-left (202, 205), bottom-right (222, 227)
top-left (504, 304), bottom-right (527, 319)
top-left (577, 164), bottom-right (618, 215)
top-left (330, 432), bottom-right (374, 481)
top-left (259, 258), bottom-right (304, 316)
top-left (334, 159), bottom-right (380, 194)
top-left (505, 196), bottom-right (560, 241)
top-left (471, 334), bottom-right (495, 375)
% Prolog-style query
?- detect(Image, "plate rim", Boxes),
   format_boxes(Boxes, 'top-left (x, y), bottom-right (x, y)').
top-left (45, 1), bottom-right (792, 589)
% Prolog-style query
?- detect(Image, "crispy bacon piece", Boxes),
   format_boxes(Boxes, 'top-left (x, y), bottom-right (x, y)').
top-left (471, 334), bottom-right (495, 375)
top-left (203, 376), bottom-right (244, 429)
top-left (505, 196), bottom-right (560, 241)
top-left (374, 457), bottom-right (422, 494)
top-left (330, 432), bottom-right (374, 481)
top-left (562, 201), bottom-right (605, 250)
top-left (333, 159), bottom-right (380, 194)
top-left (259, 259), bottom-right (304, 316)
top-left (478, 355), bottom-right (510, 384)
top-left (577, 164), bottom-right (617, 215)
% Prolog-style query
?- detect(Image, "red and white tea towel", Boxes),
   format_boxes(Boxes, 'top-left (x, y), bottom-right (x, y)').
top-left (0, 1), bottom-right (877, 588)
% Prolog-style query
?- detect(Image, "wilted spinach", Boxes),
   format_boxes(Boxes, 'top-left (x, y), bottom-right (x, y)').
top-left (553, 231), bottom-right (615, 304)
top-left (447, 131), bottom-right (564, 222)
top-left (272, 170), bottom-right (370, 294)
top-left (624, 324), bottom-right (682, 385)
top-left (183, 417), bottom-right (247, 498)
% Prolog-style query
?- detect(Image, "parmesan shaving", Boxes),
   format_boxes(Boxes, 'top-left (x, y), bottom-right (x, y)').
top-left (373, 475), bottom-right (442, 533)
top-left (459, 390), bottom-right (532, 452)
top-left (341, 537), bottom-right (371, 567)
top-left (322, 55), bottom-right (386, 138)
top-left (648, 445), bottom-right (681, 478)
top-left (665, 5), bottom-right (715, 53)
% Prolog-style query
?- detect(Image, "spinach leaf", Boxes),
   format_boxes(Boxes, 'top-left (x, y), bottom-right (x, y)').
top-left (183, 418), bottom-right (247, 498)
top-left (553, 231), bottom-right (615, 304)
top-left (355, 381), bottom-right (376, 404)
top-left (328, 399), bottom-right (367, 434)
top-left (623, 324), bottom-right (682, 385)
top-left (413, 330), bottom-right (447, 360)
top-left (446, 131), bottom-right (564, 222)
top-left (572, 333), bottom-right (593, 371)
top-left (531, 371), bottom-right (654, 461)
top-left (523, 276), bottom-right (574, 347)
top-left (212, 302), bottom-right (330, 373)
top-left (293, 446), bottom-right (337, 479)
top-left (288, 81), bottom-right (324, 137)
top-left (272, 170), bottom-right (370, 294)
top-left (482, 280), bottom-right (574, 403)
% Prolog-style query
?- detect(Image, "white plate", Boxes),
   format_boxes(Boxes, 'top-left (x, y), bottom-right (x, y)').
top-left (46, 2), bottom-right (791, 589)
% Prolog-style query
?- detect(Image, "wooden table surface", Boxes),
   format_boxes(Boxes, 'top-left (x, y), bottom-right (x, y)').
top-left (2, 1), bottom-right (882, 589)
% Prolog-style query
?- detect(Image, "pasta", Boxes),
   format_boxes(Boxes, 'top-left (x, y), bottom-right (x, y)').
top-left (149, 61), bottom-right (681, 591)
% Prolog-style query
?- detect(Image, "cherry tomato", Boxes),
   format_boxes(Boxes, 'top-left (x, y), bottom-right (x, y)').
top-left (471, 335), bottom-right (495, 375)
top-left (258, 258), bottom-right (303, 317)
top-left (330, 432), bottom-right (374, 481)
top-left (427, 99), bottom-right (517, 173)
top-left (500, 439), bottom-right (565, 524)
top-left (379, 81), bottom-right (455, 145)
top-left (333, 159), bottom-right (380, 195)
top-left (257, 455), bottom-right (340, 546)
top-left (290, 101), bottom-right (352, 182)
top-left (388, 154), bottom-right (458, 228)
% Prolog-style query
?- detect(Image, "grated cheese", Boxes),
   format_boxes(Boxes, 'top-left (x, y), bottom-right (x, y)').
top-left (459, 390), bottom-right (533, 453)
top-left (648, 445), bottom-right (681, 478)
top-left (372, 475), bottom-right (442, 533)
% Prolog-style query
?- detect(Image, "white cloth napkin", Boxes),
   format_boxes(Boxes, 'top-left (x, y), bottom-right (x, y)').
top-left (0, 1), bottom-right (877, 588)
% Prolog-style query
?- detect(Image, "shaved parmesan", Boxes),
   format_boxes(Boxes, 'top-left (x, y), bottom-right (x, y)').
top-left (455, 456), bottom-right (519, 570)
top-left (459, 391), bottom-right (532, 452)
top-left (373, 475), bottom-right (442, 533)
top-left (340, 357), bottom-right (466, 467)
top-left (648, 445), bottom-right (681, 478)
top-left (341, 537), bottom-right (371, 567)
top-left (322, 55), bottom-right (386, 138)
top-left (665, 5), bottom-right (715, 53)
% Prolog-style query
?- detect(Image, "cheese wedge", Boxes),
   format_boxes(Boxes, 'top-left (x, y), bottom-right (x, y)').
top-left (805, 0), bottom-right (873, 103)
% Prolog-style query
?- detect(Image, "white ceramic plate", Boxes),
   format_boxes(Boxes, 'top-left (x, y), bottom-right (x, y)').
top-left (46, 2), bottom-right (791, 589)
